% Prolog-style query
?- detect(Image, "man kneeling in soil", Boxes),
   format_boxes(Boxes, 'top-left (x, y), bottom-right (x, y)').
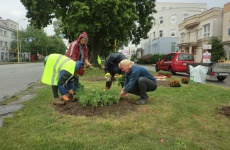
top-left (42, 54), bottom-right (84, 105)
top-left (119, 59), bottom-right (157, 105)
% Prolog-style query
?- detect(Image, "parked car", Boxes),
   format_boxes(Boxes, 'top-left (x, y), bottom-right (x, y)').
top-left (155, 52), bottom-right (195, 74)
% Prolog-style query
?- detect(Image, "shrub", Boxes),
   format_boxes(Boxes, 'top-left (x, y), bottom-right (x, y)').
top-left (169, 79), bottom-right (181, 87)
top-left (117, 75), bottom-right (125, 87)
top-left (138, 53), bottom-right (165, 64)
top-left (158, 70), bottom-right (172, 75)
top-left (181, 77), bottom-right (189, 84)
top-left (77, 88), bottom-right (120, 108)
top-left (149, 53), bottom-right (165, 64)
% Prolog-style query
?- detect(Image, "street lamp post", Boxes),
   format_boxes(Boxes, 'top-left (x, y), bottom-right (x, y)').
top-left (19, 38), bottom-right (27, 62)
top-left (17, 19), bottom-right (26, 62)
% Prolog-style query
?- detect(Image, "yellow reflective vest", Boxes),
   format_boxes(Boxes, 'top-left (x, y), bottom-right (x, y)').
top-left (41, 54), bottom-right (76, 85)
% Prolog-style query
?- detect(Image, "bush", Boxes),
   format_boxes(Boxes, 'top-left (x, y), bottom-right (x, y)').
top-left (169, 79), bottom-right (181, 87)
top-left (138, 53), bottom-right (165, 64)
top-left (150, 53), bottom-right (165, 64)
top-left (9, 57), bottom-right (18, 62)
top-left (77, 88), bottom-right (120, 108)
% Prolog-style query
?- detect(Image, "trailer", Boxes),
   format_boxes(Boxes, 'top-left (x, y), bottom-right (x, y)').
top-left (186, 60), bottom-right (230, 81)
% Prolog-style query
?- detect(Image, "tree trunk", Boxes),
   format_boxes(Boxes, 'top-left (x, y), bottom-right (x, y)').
top-left (90, 37), bottom-right (101, 68)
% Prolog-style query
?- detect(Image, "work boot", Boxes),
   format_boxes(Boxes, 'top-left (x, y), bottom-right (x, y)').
top-left (52, 98), bottom-right (66, 105)
top-left (62, 95), bottom-right (69, 101)
top-left (68, 90), bottom-right (74, 99)
top-left (136, 99), bottom-right (147, 105)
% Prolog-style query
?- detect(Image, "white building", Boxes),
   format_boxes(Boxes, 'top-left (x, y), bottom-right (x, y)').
top-left (140, 2), bottom-right (207, 56)
top-left (0, 17), bottom-right (18, 62)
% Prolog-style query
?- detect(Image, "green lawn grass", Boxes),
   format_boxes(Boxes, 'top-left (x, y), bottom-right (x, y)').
top-left (0, 67), bottom-right (229, 150)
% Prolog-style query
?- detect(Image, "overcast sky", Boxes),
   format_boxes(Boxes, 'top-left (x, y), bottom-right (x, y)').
top-left (0, 0), bottom-right (229, 36)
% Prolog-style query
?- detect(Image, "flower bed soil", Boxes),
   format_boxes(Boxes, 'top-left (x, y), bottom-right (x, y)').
top-left (53, 97), bottom-right (138, 117)
top-left (218, 106), bottom-right (230, 118)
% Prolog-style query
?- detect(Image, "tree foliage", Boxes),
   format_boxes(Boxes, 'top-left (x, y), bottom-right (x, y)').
top-left (20, 0), bottom-right (156, 66)
top-left (10, 26), bottom-right (67, 57)
top-left (208, 37), bottom-right (225, 62)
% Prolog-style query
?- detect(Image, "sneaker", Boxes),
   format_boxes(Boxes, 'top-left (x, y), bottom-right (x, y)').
top-left (136, 99), bottom-right (147, 105)
top-left (53, 98), bottom-right (66, 105)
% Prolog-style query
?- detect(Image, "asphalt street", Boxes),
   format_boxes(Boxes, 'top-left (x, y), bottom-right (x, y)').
top-left (0, 62), bottom-right (44, 102)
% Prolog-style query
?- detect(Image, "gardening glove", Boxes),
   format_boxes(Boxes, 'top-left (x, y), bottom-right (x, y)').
top-left (105, 73), bottom-right (111, 82)
top-left (62, 95), bottom-right (69, 101)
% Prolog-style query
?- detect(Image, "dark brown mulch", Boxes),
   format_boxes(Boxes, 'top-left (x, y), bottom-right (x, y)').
top-left (218, 106), bottom-right (230, 118)
top-left (53, 97), bottom-right (138, 117)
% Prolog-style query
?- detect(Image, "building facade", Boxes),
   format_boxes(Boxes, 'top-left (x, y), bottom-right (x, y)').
top-left (140, 2), bottom-right (207, 56)
top-left (178, 8), bottom-right (224, 62)
top-left (222, 2), bottom-right (230, 59)
top-left (0, 18), bottom-right (18, 62)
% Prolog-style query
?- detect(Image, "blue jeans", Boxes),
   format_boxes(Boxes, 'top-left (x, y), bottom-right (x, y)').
top-left (73, 76), bottom-right (79, 93)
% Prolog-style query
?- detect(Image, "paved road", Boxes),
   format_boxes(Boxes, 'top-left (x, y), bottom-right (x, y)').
top-left (0, 63), bottom-right (44, 102)
top-left (139, 64), bottom-right (230, 88)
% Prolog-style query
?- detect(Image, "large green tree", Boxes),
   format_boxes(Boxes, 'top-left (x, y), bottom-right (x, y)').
top-left (20, 0), bottom-right (156, 66)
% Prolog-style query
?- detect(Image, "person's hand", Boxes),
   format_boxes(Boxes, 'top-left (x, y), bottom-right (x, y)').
top-left (86, 63), bottom-right (92, 68)
top-left (85, 59), bottom-right (92, 68)
top-left (105, 73), bottom-right (111, 81)
top-left (119, 90), bottom-right (128, 97)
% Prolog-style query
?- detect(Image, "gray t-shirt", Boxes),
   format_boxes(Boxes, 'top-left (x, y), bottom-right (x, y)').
top-left (79, 44), bottom-right (84, 61)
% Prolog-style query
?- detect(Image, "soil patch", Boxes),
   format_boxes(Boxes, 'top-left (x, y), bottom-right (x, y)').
top-left (53, 77), bottom-right (138, 117)
top-left (53, 97), bottom-right (138, 117)
top-left (218, 106), bottom-right (230, 118)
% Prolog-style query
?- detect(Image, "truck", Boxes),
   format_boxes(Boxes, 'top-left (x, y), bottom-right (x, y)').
top-left (186, 60), bottom-right (230, 81)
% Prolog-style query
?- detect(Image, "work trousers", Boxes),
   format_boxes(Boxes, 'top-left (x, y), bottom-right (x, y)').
top-left (128, 77), bottom-right (157, 100)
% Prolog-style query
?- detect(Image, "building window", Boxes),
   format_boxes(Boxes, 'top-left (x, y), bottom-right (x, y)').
top-left (0, 41), bottom-right (2, 46)
top-left (228, 28), bottom-right (230, 36)
top-left (153, 20), bottom-right (156, 26)
top-left (171, 15), bottom-right (176, 23)
top-left (4, 31), bottom-right (7, 36)
top-left (11, 33), bottom-right (15, 38)
top-left (171, 29), bottom-right (176, 37)
top-left (183, 14), bottom-right (189, 21)
top-left (159, 17), bottom-right (163, 24)
top-left (153, 32), bottom-right (155, 39)
top-left (180, 33), bottom-right (184, 42)
top-left (5, 42), bottom-right (7, 46)
top-left (159, 30), bottom-right (163, 37)
top-left (0, 30), bottom-right (2, 35)
top-left (203, 23), bottom-right (210, 38)
top-left (171, 42), bottom-right (176, 52)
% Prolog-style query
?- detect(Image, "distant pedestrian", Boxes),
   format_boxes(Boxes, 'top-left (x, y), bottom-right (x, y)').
top-left (119, 59), bottom-right (157, 105)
